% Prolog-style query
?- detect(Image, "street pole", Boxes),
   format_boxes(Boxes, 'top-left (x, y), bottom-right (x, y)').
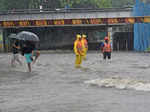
top-left (39, 0), bottom-right (43, 12)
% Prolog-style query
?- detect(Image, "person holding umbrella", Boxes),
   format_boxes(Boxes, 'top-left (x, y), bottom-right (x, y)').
top-left (11, 40), bottom-right (22, 67)
top-left (21, 41), bottom-right (34, 72)
top-left (16, 31), bottom-right (40, 72)
top-left (8, 34), bottom-right (22, 67)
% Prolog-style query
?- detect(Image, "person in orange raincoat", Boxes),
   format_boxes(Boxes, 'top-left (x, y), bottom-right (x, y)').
top-left (81, 34), bottom-right (88, 60)
top-left (74, 34), bottom-right (84, 68)
top-left (102, 36), bottom-right (112, 60)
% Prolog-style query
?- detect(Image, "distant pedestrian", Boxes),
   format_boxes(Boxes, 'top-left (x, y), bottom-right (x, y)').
top-left (74, 34), bottom-right (84, 68)
top-left (102, 37), bottom-right (112, 60)
top-left (81, 34), bottom-right (88, 60)
top-left (99, 41), bottom-right (104, 52)
top-left (11, 40), bottom-right (22, 67)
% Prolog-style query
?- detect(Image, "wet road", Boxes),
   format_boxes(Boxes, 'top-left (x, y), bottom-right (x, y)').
top-left (0, 52), bottom-right (150, 112)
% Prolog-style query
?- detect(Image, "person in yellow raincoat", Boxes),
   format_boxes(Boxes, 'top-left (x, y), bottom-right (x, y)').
top-left (81, 34), bottom-right (88, 60)
top-left (74, 34), bottom-right (84, 68)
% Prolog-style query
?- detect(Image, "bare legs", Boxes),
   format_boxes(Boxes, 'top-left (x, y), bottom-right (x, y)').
top-left (11, 54), bottom-right (22, 67)
top-left (27, 63), bottom-right (31, 72)
top-left (33, 51), bottom-right (40, 64)
top-left (11, 59), bottom-right (15, 67)
top-left (16, 59), bottom-right (22, 66)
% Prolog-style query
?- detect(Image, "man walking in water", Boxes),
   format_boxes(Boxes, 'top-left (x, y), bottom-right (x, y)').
top-left (81, 34), bottom-right (88, 60)
top-left (102, 36), bottom-right (112, 61)
top-left (11, 40), bottom-right (22, 67)
top-left (74, 34), bottom-right (84, 68)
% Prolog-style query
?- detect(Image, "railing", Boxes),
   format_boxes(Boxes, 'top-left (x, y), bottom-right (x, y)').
top-left (0, 7), bottom-right (133, 15)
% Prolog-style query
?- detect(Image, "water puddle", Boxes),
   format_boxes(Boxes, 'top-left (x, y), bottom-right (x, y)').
top-left (131, 64), bottom-right (150, 69)
top-left (85, 76), bottom-right (150, 91)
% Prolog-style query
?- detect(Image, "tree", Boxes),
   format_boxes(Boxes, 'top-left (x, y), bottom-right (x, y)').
top-left (0, 0), bottom-right (135, 11)
top-left (43, 0), bottom-right (61, 9)
top-left (3, 0), bottom-right (30, 10)
top-left (112, 0), bottom-right (135, 7)
top-left (29, 0), bottom-right (41, 9)
top-left (60, 0), bottom-right (112, 8)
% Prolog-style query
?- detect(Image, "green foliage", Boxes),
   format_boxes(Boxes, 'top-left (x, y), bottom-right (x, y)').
top-left (3, 0), bottom-right (30, 10)
top-left (146, 47), bottom-right (150, 51)
top-left (0, 0), bottom-right (135, 11)
top-left (0, 0), bottom-right (5, 10)
top-left (112, 0), bottom-right (135, 7)
top-left (60, 0), bottom-right (112, 8)
top-left (29, 0), bottom-right (41, 9)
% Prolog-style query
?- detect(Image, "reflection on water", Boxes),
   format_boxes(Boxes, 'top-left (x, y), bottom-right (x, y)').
top-left (84, 76), bottom-right (150, 91)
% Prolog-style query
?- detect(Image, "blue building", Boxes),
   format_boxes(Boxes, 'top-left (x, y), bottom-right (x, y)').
top-left (133, 0), bottom-right (150, 51)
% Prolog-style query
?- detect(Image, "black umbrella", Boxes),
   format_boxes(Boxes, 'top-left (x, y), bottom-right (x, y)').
top-left (16, 31), bottom-right (40, 42)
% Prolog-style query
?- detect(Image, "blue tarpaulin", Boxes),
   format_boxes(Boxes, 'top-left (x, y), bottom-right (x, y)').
top-left (133, 0), bottom-right (150, 51)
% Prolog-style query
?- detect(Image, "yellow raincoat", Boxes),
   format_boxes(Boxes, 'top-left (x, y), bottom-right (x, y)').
top-left (74, 34), bottom-right (84, 68)
top-left (81, 34), bottom-right (88, 60)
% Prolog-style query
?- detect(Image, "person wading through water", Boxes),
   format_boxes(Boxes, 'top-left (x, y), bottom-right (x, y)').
top-left (11, 40), bottom-right (22, 67)
top-left (81, 34), bottom-right (88, 60)
top-left (102, 36), bottom-right (112, 61)
top-left (21, 41), bottom-right (34, 72)
top-left (74, 34), bottom-right (84, 68)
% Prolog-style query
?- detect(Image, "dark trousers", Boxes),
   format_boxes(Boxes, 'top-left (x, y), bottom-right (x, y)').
top-left (103, 52), bottom-right (111, 60)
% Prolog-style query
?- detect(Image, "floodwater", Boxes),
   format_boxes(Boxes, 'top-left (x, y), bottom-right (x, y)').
top-left (0, 52), bottom-right (150, 112)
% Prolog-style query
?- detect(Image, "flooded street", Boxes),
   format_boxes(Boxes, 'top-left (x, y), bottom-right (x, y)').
top-left (0, 52), bottom-right (150, 112)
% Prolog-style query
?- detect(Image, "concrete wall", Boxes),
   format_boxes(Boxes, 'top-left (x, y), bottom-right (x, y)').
top-left (4, 26), bottom-right (106, 50)
top-left (4, 25), bottom-right (134, 51)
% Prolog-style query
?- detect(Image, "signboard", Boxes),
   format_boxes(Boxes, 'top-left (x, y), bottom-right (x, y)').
top-left (72, 19), bottom-right (82, 25)
top-left (3, 21), bottom-right (16, 27)
top-left (90, 19), bottom-right (102, 24)
top-left (54, 20), bottom-right (64, 25)
top-left (35, 20), bottom-right (47, 26)
top-left (19, 21), bottom-right (30, 27)
top-left (1, 16), bottom-right (150, 27)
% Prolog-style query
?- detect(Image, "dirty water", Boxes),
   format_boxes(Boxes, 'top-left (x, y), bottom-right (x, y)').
top-left (0, 52), bottom-right (150, 112)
